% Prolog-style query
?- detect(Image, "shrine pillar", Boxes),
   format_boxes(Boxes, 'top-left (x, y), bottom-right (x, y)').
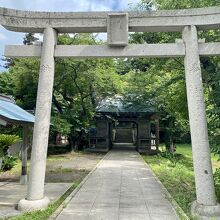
top-left (18, 27), bottom-right (57, 211)
top-left (183, 25), bottom-right (220, 218)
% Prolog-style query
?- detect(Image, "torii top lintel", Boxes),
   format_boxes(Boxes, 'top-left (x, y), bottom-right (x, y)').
top-left (0, 7), bottom-right (220, 33)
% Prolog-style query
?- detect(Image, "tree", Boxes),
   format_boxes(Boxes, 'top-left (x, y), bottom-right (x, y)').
top-left (124, 0), bottom-right (220, 153)
top-left (53, 34), bottom-right (122, 149)
top-left (8, 58), bottom-right (40, 109)
top-left (3, 0), bottom-right (220, 155)
top-left (0, 72), bottom-right (15, 95)
top-left (2, 33), bottom-right (39, 69)
top-left (4, 33), bottom-right (122, 150)
top-left (23, 33), bottom-right (39, 45)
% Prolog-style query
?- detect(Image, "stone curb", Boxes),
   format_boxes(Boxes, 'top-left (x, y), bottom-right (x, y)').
top-left (0, 202), bottom-right (17, 207)
top-left (49, 151), bottom-right (110, 220)
top-left (139, 153), bottom-right (190, 220)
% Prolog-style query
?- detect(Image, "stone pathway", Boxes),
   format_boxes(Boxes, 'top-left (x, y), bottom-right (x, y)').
top-left (0, 182), bottom-right (72, 218)
top-left (56, 150), bottom-right (179, 220)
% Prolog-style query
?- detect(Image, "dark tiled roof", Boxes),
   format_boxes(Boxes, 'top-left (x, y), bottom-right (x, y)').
top-left (96, 96), bottom-right (155, 114)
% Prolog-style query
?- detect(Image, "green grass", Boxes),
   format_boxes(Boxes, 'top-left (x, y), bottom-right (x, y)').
top-left (142, 144), bottom-right (220, 219)
top-left (0, 151), bottom-right (79, 177)
top-left (0, 159), bottom-right (23, 175)
top-left (176, 144), bottom-right (220, 171)
top-left (9, 181), bottom-right (80, 220)
top-left (49, 167), bottom-right (73, 173)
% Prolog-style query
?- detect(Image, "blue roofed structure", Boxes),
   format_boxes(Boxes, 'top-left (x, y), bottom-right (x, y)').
top-left (0, 94), bottom-right (34, 185)
top-left (0, 94), bottom-right (35, 125)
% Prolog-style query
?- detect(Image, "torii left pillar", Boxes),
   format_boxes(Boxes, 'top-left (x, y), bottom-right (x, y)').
top-left (18, 27), bottom-right (57, 211)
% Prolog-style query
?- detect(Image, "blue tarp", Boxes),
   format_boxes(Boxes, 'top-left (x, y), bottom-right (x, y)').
top-left (0, 99), bottom-right (35, 124)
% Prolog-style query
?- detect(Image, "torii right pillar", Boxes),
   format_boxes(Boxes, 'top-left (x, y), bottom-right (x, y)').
top-left (183, 25), bottom-right (220, 219)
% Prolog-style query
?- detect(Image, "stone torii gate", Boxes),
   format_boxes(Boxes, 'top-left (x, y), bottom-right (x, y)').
top-left (1, 6), bottom-right (220, 219)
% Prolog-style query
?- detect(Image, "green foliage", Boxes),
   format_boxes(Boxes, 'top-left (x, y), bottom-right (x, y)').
top-left (9, 58), bottom-right (40, 109)
top-left (120, 33), bottom-right (189, 146)
top-left (49, 167), bottom-right (73, 173)
top-left (51, 116), bottom-right (71, 135)
top-left (203, 56), bottom-right (220, 158)
top-left (0, 134), bottom-right (20, 157)
top-left (0, 34), bottom-right (40, 109)
top-left (158, 151), bottom-right (179, 167)
top-left (23, 33), bottom-right (39, 45)
top-left (52, 33), bottom-right (122, 146)
top-left (136, 0), bottom-right (220, 10)
top-left (123, 0), bottom-right (220, 153)
top-left (2, 155), bottom-right (17, 171)
top-left (0, 125), bottom-right (23, 138)
top-left (0, 134), bottom-right (19, 171)
top-left (143, 145), bottom-right (194, 218)
top-left (1, 33), bottom-right (123, 149)
top-left (0, 71), bottom-right (15, 95)
top-left (143, 153), bottom-right (196, 218)
top-left (144, 144), bottom-right (220, 218)
top-left (214, 168), bottom-right (220, 201)
top-left (0, 58), bottom-right (40, 109)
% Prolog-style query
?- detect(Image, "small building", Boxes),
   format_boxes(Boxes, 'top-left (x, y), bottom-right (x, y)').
top-left (88, 97), bottom-right (160, 153)
top-left (0, 94), bottom-right (35, 184)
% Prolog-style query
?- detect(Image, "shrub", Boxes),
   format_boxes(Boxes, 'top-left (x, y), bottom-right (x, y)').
top-left (0, 134), bottom-right (20, 157)
top-left (214, 168), bottom-right (220, 201)
top-left (158, 151), bottom-right (179, 166)
top-left (2, 155), bottom-right (17, 171)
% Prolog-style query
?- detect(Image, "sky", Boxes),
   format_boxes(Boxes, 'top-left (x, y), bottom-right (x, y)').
top-left (0, 0), bottom-right (140, 71)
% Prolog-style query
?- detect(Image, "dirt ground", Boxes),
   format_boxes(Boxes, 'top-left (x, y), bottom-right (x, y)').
top-left (0, 150), bottom-right (105, 183)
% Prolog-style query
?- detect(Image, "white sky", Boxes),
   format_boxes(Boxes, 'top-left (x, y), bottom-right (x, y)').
top-left (0, 0), bottom-right (140, 71)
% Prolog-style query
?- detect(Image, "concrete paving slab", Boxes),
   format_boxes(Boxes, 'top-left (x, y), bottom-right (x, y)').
top-left (0, 206), bottom-right (21, 217)
top-left (57, 212), bottom-right (89, 220)
top-left (56, 149), bottom-right (179, 220)
top-left (65, 202), bottom-right (93, 212)
top-left (151, 213), bottom-right (178, 220)
top-left (119, 205), bottom-right (148, 214)
top-left (119, 212), bottom-right (151, 220)
top-left (89, 210), bottom-right (118, 220)
top-left (96, 197), bottom-right (120, 204)
top-left (0, 182), bottom-right (71, 218)
top-left (0, 182), bottom-right (71, 205)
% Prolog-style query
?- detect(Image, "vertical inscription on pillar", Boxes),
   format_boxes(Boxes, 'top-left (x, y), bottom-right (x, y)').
top-left (107, 13), bottom-right (128, 46)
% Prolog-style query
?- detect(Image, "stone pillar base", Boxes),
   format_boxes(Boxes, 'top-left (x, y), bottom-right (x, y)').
top-left (17, 197), bottom-right (50, 211)
top-left (192, 201), bottom-right (220, 219)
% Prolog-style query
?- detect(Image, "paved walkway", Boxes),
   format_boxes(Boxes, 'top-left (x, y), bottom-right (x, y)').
top-left (57, 150), bottom-right (179, 220)
top-left (0, 182), bottom-right (71, 218)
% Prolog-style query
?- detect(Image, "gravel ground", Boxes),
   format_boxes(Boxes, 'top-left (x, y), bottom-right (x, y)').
top-left (0, 151), bottom-right (105, 183)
